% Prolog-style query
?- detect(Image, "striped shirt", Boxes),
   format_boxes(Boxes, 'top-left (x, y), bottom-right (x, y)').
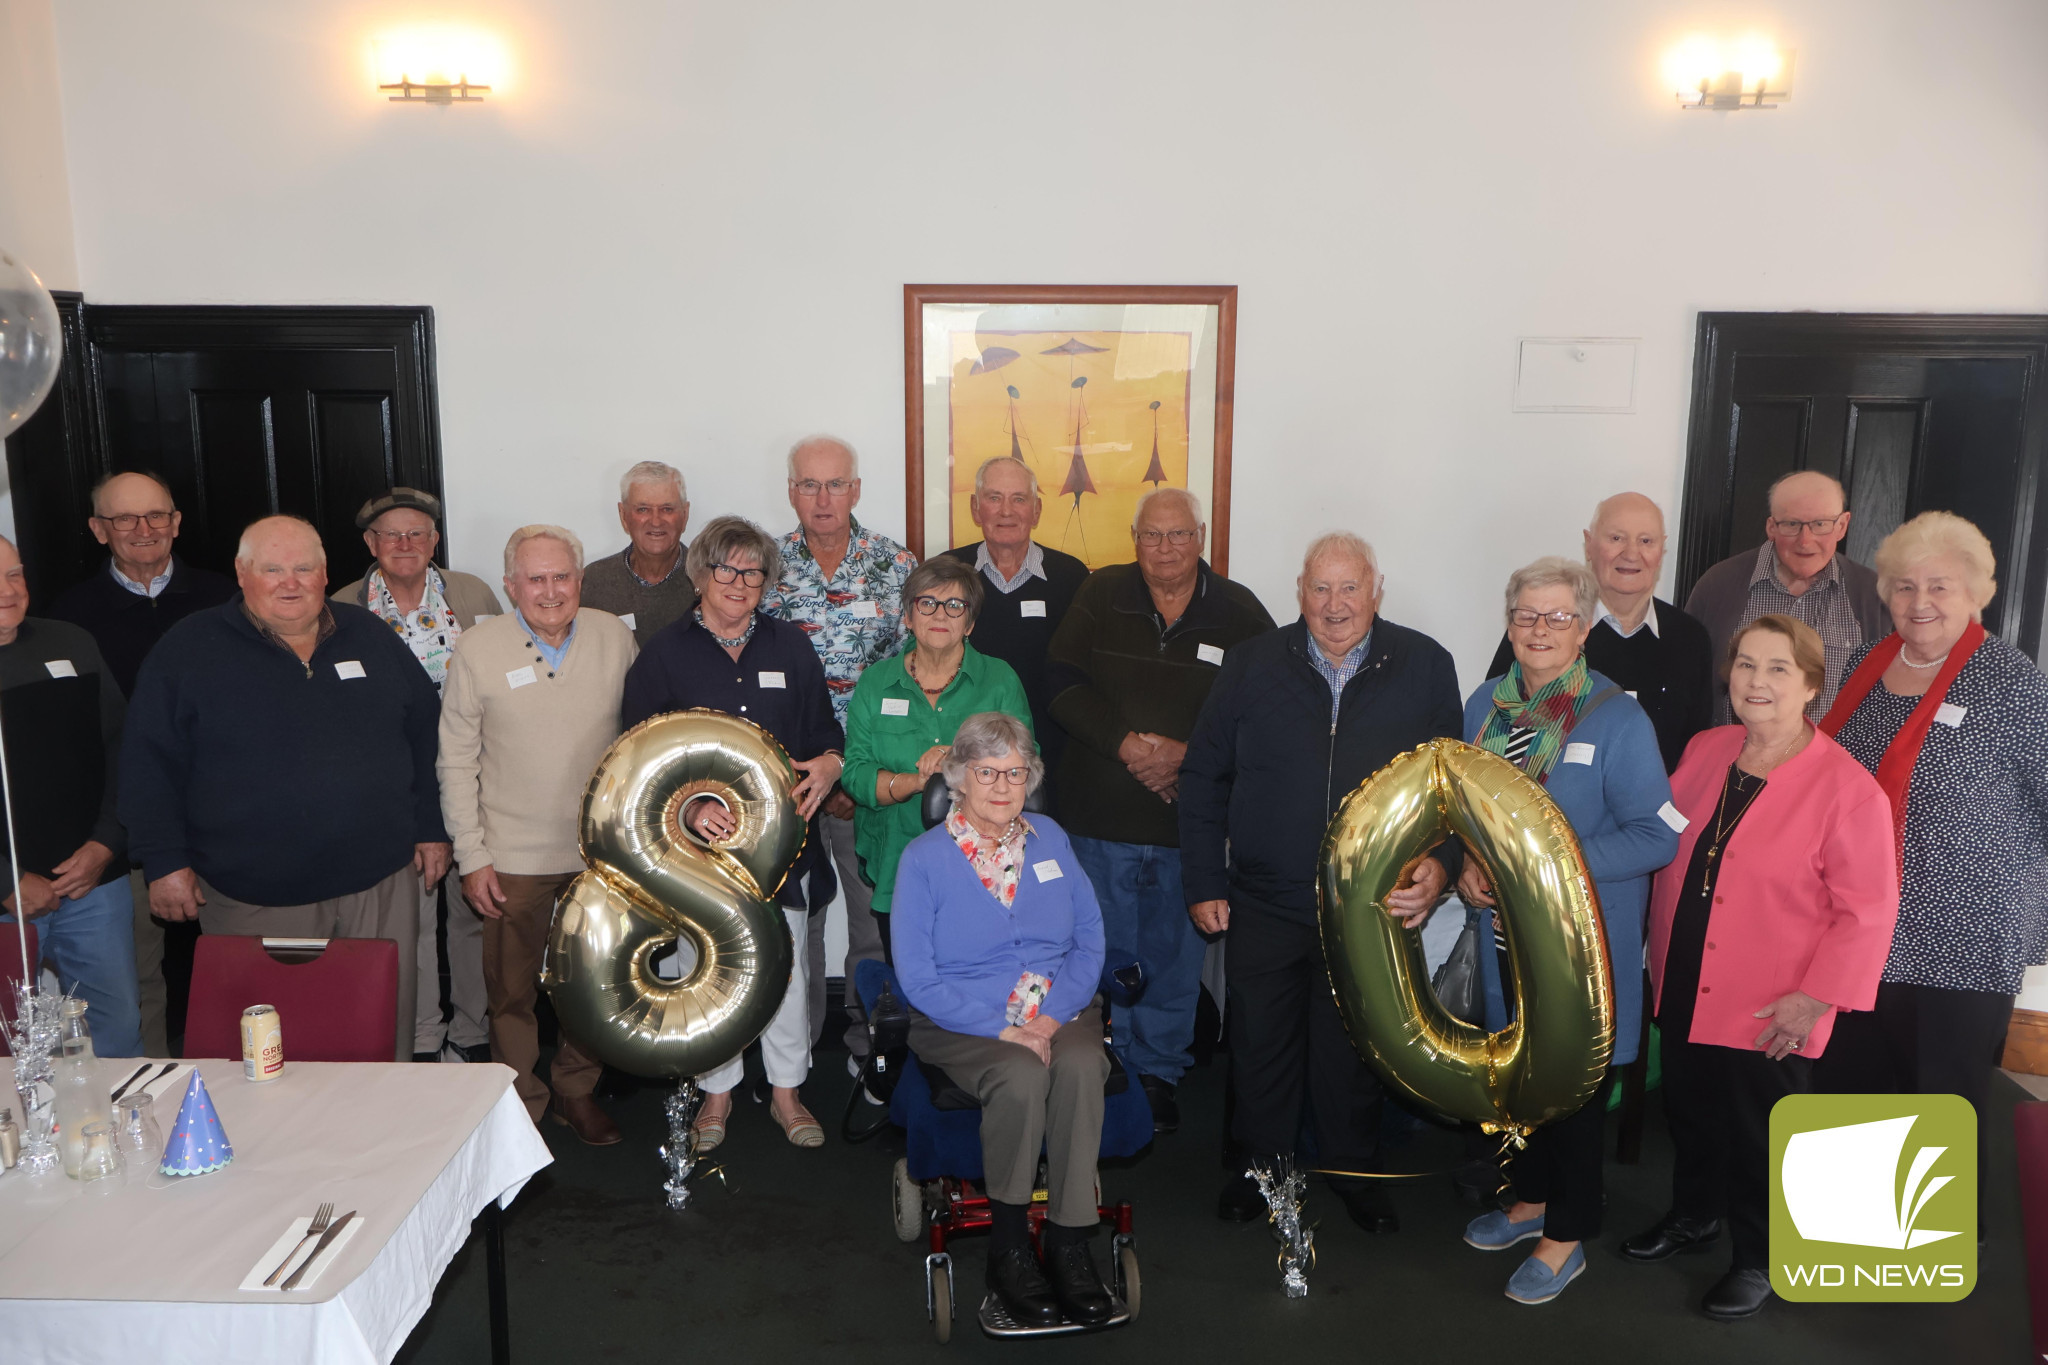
top-left (1729, 543), bottom-right (1866, 723)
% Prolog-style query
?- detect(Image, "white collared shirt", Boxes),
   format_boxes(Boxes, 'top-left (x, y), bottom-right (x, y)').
top-left (973, 541), bottom-right (1047, 594)
top-left (1596, 597), bottom-right (1659, 639)
top-left (111, 560), bottom-right (172, 599)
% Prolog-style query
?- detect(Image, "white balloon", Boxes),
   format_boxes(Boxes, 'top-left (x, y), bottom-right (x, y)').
top-left (0, 247), bottom-right (63, 442)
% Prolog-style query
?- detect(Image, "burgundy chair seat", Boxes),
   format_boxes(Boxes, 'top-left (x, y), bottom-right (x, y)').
top-left (1, 924), bottom-right (39, 1042)
top-left (185, 935), bottom-right (398, 1063)
top-left (2018, 1101), bottom-right (2048, 1360)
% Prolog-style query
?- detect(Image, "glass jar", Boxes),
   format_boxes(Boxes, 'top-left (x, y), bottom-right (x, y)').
top-left (115, 1093), bottom-right (163, 1182)
top-left (75, 1120), bottom-right (124, 1185)
top-left (52, 1000), bottom-right (110, 1179)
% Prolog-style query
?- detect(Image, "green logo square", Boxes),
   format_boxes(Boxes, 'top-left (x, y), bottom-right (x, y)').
top-left (1770, 1093), bottom-right (1976, 1302)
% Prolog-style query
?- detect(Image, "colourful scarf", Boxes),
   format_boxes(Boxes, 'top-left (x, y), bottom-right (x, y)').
top-left (1818, 620), bottom-right (1986, 857)
top-left (1477, 654), bottom-right (1599, 783)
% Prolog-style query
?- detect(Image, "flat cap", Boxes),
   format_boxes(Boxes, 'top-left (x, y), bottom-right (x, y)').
top-left (355, 487), bottom-right (443, 529)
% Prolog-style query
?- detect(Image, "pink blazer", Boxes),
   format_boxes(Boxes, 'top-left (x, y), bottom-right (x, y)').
top-left (1646, 724), bottom-right (1899, 1056)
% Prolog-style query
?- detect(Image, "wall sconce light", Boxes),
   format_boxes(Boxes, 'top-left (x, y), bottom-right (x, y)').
top-left (1664, 36), bottom-right (1793, 110)
top-left (372, 28), bottom-right (506, 104)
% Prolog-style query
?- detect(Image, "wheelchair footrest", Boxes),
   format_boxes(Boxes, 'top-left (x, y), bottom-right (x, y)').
top-left (976, 1293), bottom-right (1132, 1338)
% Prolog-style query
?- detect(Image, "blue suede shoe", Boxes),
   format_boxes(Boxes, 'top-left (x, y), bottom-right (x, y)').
top-left (1504, 1243), bottom-right (1585, 1304)
top-left (1463, 1208), bottom-right (1545, 1251)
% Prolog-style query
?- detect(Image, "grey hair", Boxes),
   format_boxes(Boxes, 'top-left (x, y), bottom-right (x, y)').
top-left (942, 711), bottom-right (1044, 799)
top-left (503, 524), bottom-right (586, 577)
top-left (685, 514), bottom-right (782, 590)
top-left (973, 455), bottom-right (1040, 499)
top-left (235, 515), bottom-right (326, 565)
top-left (1504, 555), bottom-right (1598, 624)
top-left (902, 556), bottom-right (984, 625)
top-left (786, 433), bottom-right (860, 480)
top-left (1301, 530), bottom-right (1378, 580)
top-left (619, 460), bottom-right (687, 504)
top-left (1765, 469), bottom-right (1847, 514)
top-left (1132, 484), bottom-right (1203, 528)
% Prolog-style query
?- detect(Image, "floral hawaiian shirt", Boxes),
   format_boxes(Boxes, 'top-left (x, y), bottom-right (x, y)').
top-left (945, 804), bottom-right (1034, 909)
top-left (365, 564), bottom-right (462, 693)
top-left (764, 516), bottom-right (918, 728)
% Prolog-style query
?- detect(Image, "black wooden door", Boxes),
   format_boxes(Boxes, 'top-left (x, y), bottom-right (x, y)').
top-left (1678, 314), bottom-right (2048, 661)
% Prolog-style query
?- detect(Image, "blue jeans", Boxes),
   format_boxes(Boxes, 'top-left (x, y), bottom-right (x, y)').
top-left (1070, 837), bottom-right (1201, 1086)
top-left (4, 878), bottom-right (143, 1057)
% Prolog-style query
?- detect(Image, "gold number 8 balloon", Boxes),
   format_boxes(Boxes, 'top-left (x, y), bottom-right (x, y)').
top-left (1318, 739), bottom-right (1615, 1141)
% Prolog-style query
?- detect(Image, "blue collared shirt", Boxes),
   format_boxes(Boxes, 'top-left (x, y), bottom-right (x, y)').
top-left (515, 611), bottom-right (577, 672)
top-left (1307, 630), bottom-right (1371, 727)
top-left (112, 560), bottom-right (172, 599)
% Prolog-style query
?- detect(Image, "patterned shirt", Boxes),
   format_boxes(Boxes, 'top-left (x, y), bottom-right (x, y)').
top-left (1306, 630), bottom-right (1370, 728)
top-left (945, 804), bottom-right (1035, 908)
top-left (364, 565), bottom-right (462, 693)
top-left (764, 516), bottom-right (918, 729)
top-left (1732, 544), bottom-right (1865, 722)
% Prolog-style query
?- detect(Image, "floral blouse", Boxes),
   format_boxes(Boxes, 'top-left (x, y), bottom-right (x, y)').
top-left (945, 804), bottom-right (1033, 909)
top-left (365, 565), bottom-right (462, 693)
top-left (763, 517), bottom-right (917, 729)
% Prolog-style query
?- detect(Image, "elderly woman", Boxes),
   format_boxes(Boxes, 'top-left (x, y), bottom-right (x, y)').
top-left (891, 711), bottom-right (1112, 1329)
top-left (1440, 557), bottom-right (1677, 1304)
top-left (1815, 512), bottom-right (2048, 1206)
top-left (843, 557), bottom-right (1032, 950)
top-left (620, 515), bottom-right (844, 1151)
top-left (1626, 615), bottom-right (1898, 1320)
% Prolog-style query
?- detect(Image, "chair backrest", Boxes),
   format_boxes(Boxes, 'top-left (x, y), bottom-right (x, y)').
top-left (1, 924), bottom-right (38, 1039)
top-left (918, 772), bottom-right (1048, 831)
top-left (185, 935), bottom-right (398, 1062)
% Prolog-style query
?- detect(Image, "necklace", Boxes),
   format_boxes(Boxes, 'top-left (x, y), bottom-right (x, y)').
top-left (697, 608), bottom-right (755, 651)
top-left (1702, 765), bottom-right (1767, 878)
top-left (1897, 647), bottom-right (1950, 670)
top-left (908, 649), bottom-right (959, 697)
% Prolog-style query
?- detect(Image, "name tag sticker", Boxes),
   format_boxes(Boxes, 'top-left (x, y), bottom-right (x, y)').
top-left (1625, 689), bottom-right (1638, 700)
top-left (1032, 860), bottom-right (1064, 883)
top-left (1020, 600), bottom-right (1047, 618)
top-left (618, 612), bottom-right (637, 631)
top-left (1658, 801), bottom-right (1690, 834)
top-left (1196, 643), bottom-right (1225, 666)
top-left (1935, 702), bottom-right (1966, 728)
top-left (1563, 742), bottom-right (1595, 765)
top-left (506, 665), bottom-right (537, 690)
top-left (880, 697), bottom-right (910, 717)
top-left (334, 661), bottom-right (366, 680)
top-left (43, 659), bottom-right (76, 679)
top-left (758, 671), bottom-right (786, 689)
top-left (850, 600), bottom-right (879, 619)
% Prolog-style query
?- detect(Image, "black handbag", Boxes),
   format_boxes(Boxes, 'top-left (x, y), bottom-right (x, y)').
top-left (1432, 911), bottom-right (1485, 1026)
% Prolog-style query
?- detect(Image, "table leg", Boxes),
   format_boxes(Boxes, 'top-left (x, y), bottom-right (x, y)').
top-left (483, 1200), bottom-right (509, 1365)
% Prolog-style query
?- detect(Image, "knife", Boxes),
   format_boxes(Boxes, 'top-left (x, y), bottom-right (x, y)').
top-left (108, 1064), bottom-right (152, 1103)
top-left (280, 1210), bottom-right (357, 1291)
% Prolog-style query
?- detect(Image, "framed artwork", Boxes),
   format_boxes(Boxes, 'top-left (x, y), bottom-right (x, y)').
top-left (904, 284), bottom-right (1237, 572)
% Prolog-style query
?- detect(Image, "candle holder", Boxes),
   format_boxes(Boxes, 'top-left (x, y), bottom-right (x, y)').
top-left (1249, 1157), bottom-right (1315, 1297)
top-left (5, 982), bottom-right (66, 1174)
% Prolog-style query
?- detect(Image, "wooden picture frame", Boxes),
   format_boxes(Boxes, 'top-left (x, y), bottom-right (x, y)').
top-left (904, 283), bottom-right (1237, 573)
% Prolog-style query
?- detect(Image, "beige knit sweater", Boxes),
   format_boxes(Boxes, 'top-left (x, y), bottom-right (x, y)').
top-left (438, 608), bottom-right (638, 875)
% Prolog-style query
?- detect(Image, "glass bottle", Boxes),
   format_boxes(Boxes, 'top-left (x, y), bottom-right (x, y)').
top-left (52, 999), bottom-right (111, 1179)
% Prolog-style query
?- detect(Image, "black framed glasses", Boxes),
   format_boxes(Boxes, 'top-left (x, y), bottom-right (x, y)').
top-left (94, 511), bottom-right (174, 531)
top-left (710, 563), bottom-right (767, 587)
top-left (1509, 609), bottom-right (1581, 629)
top-left (1134, 528), bottom-right (1199, 547)
top-left (1769, 514), bottom-right (1845, 536)
top-left (970, 764), bottom-right (1031, 787)
top-left (912, 595), bottom-right (969, 618)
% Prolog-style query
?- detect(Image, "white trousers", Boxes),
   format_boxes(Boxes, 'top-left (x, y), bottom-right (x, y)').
top-left (700, 907), bottom-right (813, 1093)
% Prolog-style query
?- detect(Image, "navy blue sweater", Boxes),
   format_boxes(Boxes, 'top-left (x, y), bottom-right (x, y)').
top-left (120, 599), bottom-right (447, 904)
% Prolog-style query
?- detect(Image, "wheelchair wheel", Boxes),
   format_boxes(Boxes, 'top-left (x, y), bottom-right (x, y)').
top-left (931, 1264), bottom-right (953, 1342)
top-left (892, 1157), bottom-right (925, 1243)
top-left (1117, 1240), bottom-right (1141, 1320)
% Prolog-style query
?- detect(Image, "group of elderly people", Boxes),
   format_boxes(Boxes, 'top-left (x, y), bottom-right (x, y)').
top-left (3, 446), bottom-right (2043, 1327)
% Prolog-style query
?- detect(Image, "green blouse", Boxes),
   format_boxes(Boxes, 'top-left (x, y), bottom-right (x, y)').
top-left (843, 641), bottom-right (1032, 911)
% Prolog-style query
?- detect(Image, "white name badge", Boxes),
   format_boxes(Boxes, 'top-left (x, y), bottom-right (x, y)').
top-left (849, 600), bottom-right (879, 619)
top-left (1563, 742), bottom-right (1596, 766)
top-left (1658, 801), bottom-right (1690, 834)
top-left (334, 661), bottom-right (366, 680)
top-left (506, 666), bottom-right (537, 690)
top-left (1032, 860), bottom-right (1064, 883)
top-left (880, 697), bottom-right (910, 717)
top-left (43, 659), bottom-right (76, 679)
top-left (1196, 643), bottom-right (1225, 666)
top-left (1935, 702), bottom-right (1967, 728)
top-left (1625, 689), bottom-right (1638, 700)
top-left (1020, 600), bottom-right (1047, 618)
top-left (618, 613), bottom-right (637, 631)
top-left (758, 671), bottom-right (786, 689)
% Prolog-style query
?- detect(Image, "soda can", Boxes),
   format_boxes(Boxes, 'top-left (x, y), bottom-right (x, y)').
top-left (241, 1004), bottom-right (284, 1082)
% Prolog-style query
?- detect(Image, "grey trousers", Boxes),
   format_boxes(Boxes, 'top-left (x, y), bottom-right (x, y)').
top-left (195, 865), bottom-right (418, 1062)
top-left (909, 1005), bottom-right (1108, 1227)
top-left (130, 870), bottom-right (169, 1057)
top-left (824, 814), bottom-right (884, 1054)
top-left (416, 875), bottom-right (489, 1053)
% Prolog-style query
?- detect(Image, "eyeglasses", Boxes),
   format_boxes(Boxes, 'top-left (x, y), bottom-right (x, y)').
top-left (1134, 528), bottom-right (1199, 547)
top-left (912, 595), bottom-right (970, 618)
top-left (94, 511), bottom-right (173, 531)
top-left (370, 529), bottom-right (433, 546)
top-left (1509, 609), bottom-right (1582, 629)
top-left (791, 478), bottom-right (856, 498)
top-left (710, 563), bottom-right (766, 587)
top-left (1769, 515), bottom-right (1845, 537)
top-left (969, 765), bottom-right (1031, 787)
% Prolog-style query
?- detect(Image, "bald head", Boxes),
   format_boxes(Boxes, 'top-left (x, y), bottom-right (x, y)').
top-left (1582, 492), bottom-right (1667, 613)
top-left (236, 516), bottom-right (329, 638)
top-left (1767, 470), bottom-right (1847, 519)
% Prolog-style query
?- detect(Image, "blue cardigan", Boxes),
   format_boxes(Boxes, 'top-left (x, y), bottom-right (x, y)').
top-left (889, 814), bottom-right (1105, 1039)
top-left (1462, 670), bottom-right (1677, 1067)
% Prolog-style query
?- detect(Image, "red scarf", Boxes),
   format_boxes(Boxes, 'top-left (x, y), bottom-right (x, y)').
top-left (1817, 620), bottom-right (1987, 850)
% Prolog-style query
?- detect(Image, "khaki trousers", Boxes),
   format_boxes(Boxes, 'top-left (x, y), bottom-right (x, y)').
top-left (196, 865), bottom-right (418, 1062)
top-left (909, 1005), bottom-right (1108, 1227)
top-left (417, 875), bottom-right (489, 1053)
top-left (486, 871), bottom-right (602, 1121)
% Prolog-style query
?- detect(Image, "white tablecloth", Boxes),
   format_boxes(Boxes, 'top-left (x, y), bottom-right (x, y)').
top-left (0, 1057), bottom-right (553, 1365)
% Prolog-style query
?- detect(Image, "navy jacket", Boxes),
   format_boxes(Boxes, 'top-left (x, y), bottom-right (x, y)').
top-left (1179, 617), bottom-right (1463, 924)
top-left (120, 599), bottom-right (447, 904)
top-left (50, 556), bottom-right (237, 699)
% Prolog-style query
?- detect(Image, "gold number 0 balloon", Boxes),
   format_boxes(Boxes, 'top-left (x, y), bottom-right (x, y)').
top-left (1318, 739), bottom-right (1615, 1138)
top-left (541, 710), bottom-right (807, 1079)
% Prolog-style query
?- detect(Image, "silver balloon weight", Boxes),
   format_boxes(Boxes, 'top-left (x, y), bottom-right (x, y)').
top-left (0, 248), bottom-right (63, 441)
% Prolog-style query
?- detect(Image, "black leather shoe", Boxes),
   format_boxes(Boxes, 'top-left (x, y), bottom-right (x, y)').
top-left (411, 1050), bottom-right (439, 1063)
top-left (1138, 1074), bottom-right (1179, 1133)
top-left (1621, 1212), bottom-right (1723, 1263)
top-left (1044, 1241), bottom-right (1115, 1325)
top-left (1701, 1267), bottom-right (1773, 1320)
top-left (1337, 1182), bottom-right (1400, 1234)
top-left (986, 1247), bottom-right (1060, 1327)
top-left (1217, 1170), bottom-right (1266, 1222)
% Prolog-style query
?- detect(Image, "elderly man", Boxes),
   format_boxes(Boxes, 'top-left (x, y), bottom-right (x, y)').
top-left (120, 515), bottom-right (448, 1061)
top-left (1486, 493), bottom-right (1714, 771)
top-left (1046, 487), bottom-right (1274, 1133)
top-left (940, 456), bottom-right (1089, 792)
top-left (52, 470), bottom-right (235, 1054)
top-left (1685, 471), bottom-right (1888, 721)
top-left (439, 525), bottom-right (638, 1143)
top-left (1181, 532), bottom-right (1462, 1232)
top-left (0, 536), bottom-right (140, 1056)
top-left (332, 488), bottom-right (502, 1064)
top-left (763, 434), bottom-right (917, 1062)
top-left (581, 460), bottom-right (697, 644)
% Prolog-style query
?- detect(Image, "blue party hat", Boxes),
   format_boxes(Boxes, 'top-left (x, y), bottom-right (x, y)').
top-left (159, 1070), bottom-right (234, 1176)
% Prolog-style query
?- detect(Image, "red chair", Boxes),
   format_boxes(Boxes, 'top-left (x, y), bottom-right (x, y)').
top-left (185, 935), bottom-right (398, 1062)
top-left (2018, 1102), bottom-right (2048, 1361)
top-left (1, 923), bottom-right (38, 1039)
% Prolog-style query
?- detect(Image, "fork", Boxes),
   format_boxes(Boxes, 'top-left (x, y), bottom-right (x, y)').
top-left (263, 1203), bottom-right (334, 1287)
